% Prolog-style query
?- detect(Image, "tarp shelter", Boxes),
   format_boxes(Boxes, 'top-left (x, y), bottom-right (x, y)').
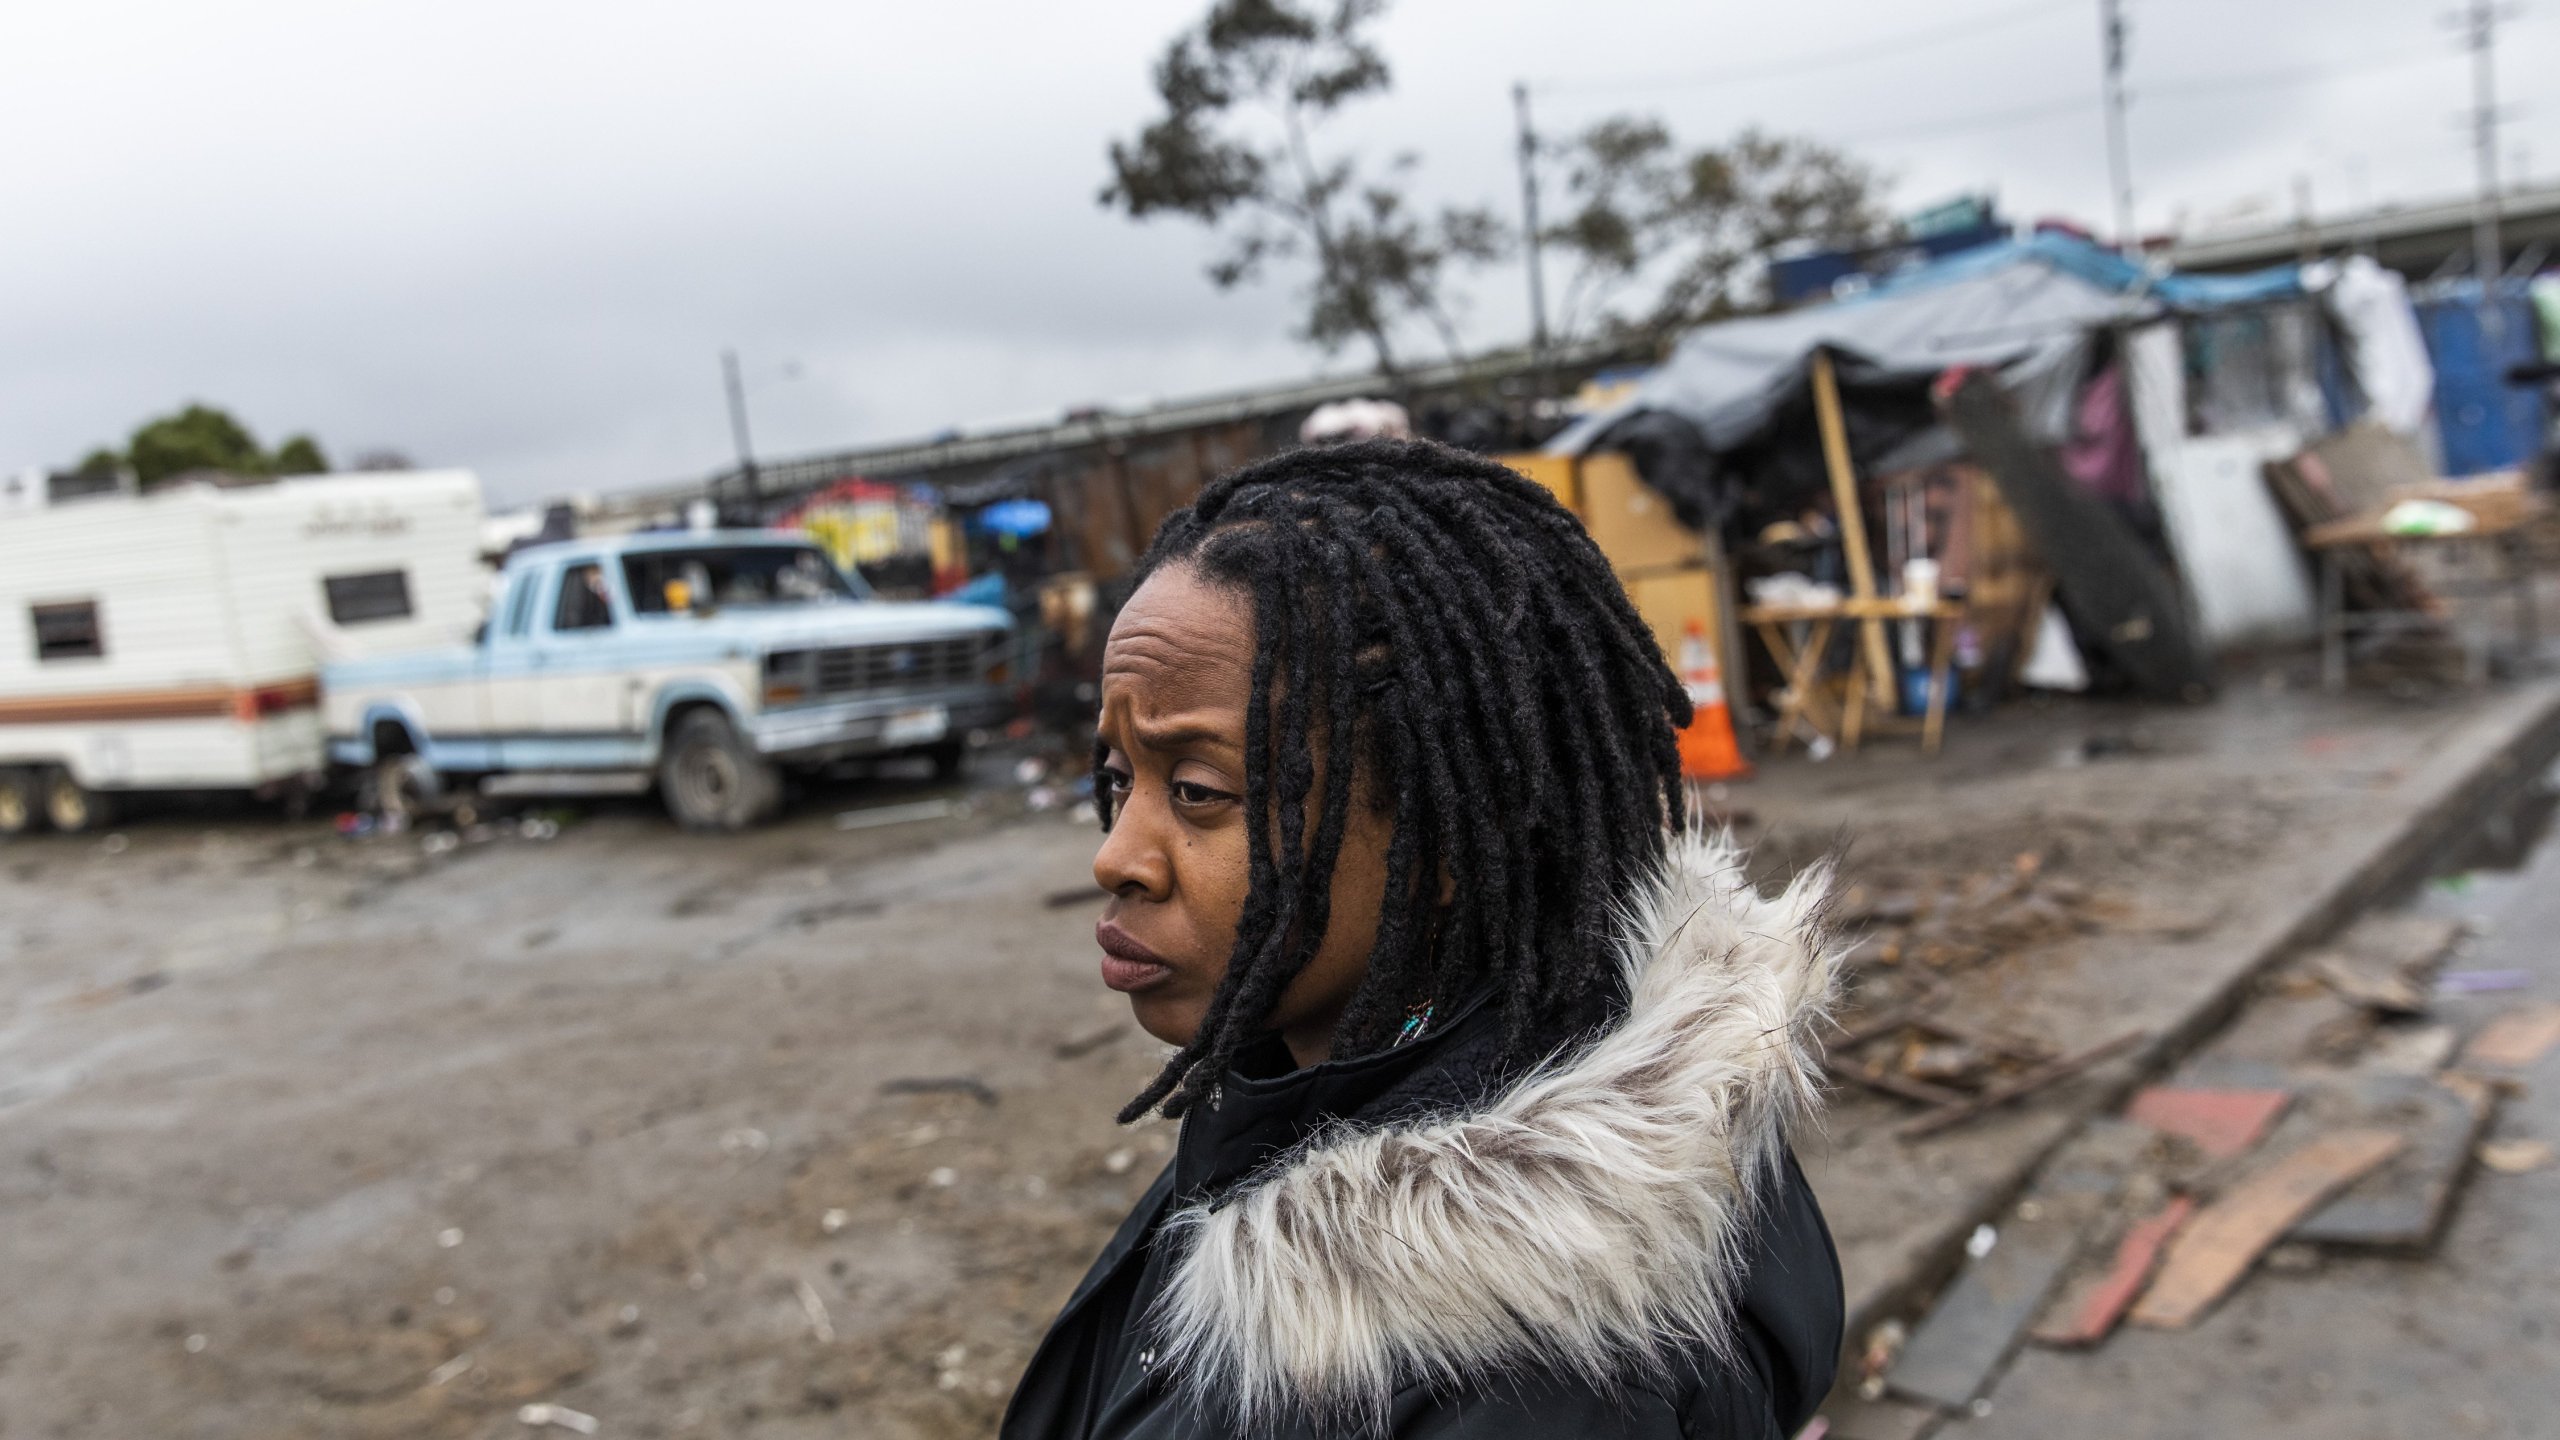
top-left (1552, 233), bottom-right (2433, 657)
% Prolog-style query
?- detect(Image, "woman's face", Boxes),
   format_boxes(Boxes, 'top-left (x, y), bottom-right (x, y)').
top-left (1091, 563), bottom-right (1391, 1065)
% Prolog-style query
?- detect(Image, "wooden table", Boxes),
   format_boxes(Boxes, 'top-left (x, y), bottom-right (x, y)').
top-left (1745, 596), bottom-right (1962, 756)
top-left (2304, 498), bottom-right (2547, 691)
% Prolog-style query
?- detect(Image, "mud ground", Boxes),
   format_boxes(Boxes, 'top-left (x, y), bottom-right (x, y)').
top-left (0, 672), bottom-right (2521, 1439)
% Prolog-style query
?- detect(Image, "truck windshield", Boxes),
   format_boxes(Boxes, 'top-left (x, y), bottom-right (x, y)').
top-left (621, 546), bottom-right (864, 613)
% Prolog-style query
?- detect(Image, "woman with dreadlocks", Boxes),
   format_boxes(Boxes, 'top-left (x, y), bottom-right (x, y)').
top-left (1003, 439), bottom-right (1843, 1439)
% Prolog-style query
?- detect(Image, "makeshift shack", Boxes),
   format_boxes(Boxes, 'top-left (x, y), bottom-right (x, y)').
top-left (1548, 234), bottom-right (2441, 721)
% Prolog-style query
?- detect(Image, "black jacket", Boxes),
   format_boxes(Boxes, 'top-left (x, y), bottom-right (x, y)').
top-left (1003, 835), bottom-right (1845, 1439)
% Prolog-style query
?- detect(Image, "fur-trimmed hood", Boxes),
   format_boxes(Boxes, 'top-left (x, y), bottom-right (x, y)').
top-left (1149, 833), bottom-right (1843, 1427)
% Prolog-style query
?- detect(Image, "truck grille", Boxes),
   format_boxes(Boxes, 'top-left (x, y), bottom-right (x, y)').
top-left (810, 637), bottom-right (981, 695)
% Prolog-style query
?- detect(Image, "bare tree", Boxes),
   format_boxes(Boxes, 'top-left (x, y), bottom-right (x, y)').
top-left (1102, 0), bottom-right (1507, 376)
top-left (1545, 120), bottom-right (1890, 347)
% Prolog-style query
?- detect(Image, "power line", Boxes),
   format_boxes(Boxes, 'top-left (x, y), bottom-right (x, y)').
top-left (1533, 0), bottom-right (2075, 96)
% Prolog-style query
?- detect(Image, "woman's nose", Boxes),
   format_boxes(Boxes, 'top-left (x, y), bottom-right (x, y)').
top-left (1093, 799), bottom-right (1172, 901)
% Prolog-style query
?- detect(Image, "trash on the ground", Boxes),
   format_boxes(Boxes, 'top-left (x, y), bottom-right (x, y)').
top-left (795, 1277), bottom-right (836, 1344)
top-left (2463, 1003), bottom-right (2560, 1069)
top-left (436, 1227), bottom-right (465, 1249)
top-left (719, 1127), bottom-right (769, 1161)
top-left (1054, 1022), bottom-right (1125, 1059)
top-left (2344, 1070), bottom-right (2500, 1219)
top-left (1900, 1030), bottom-right (2148, 1140)
top-left (426, 1353), bottom-right (474, 1386)
top-left (1889, 1164), bottom-right (2115, 1411)
top-left (1103, 1147), bottom-right (1136, 1175)
top-left (880, 1075), bottom-right (998, 1106)
top-left (1964, 1224), bottom-right (1997, 1259)
top-left (2311, 955), bottom-right (2431, 1017)
top-left (836, 798), bottom-right (962, 831)
top-left (927, 1166), bottom-right (958, 1187)
top-left (1855, 1318), bottom-right (1907, 1395)
top-left (2477, 1138), bottom-right (2555, 1173)
top-left (611, 1303), bottom-right (643, 1335)
top-left (2436, 969), bottom-right (2531, 994)
top-left (2361, 1023), bottom-right (2460, 1076)
top-left (2125, 1086), bottom-right (2291, 1160)
top-left (1013, 756), bottom-right (1050, 787)
top-left (516, 1402), bottom-right (601, 1434)
top-left (820, 1208), bottom-right (849, 1234)
top-left (2130, 1128), bottom-right (2404, 1328)
top-left (2033, 1195), bottom-right (2195, 1348)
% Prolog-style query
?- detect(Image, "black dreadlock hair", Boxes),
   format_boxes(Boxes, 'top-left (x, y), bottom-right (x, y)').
top-left (1099, 438), bottom-right (1693, 1122)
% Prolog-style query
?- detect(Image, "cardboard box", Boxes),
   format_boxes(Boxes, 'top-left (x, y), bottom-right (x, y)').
top-left (1497, 451), bottom-right (1580, 514)
top-left (1624, 566), bottom-right (1725, 670)
top-left (1578, 453), bottom-right (1701, 575)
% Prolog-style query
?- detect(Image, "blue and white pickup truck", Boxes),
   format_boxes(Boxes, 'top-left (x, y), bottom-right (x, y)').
top-left (322, 530), bottom-right (1015, 830)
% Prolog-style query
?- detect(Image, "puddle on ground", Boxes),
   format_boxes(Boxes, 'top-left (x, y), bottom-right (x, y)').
top-left (2398, 759), bottom-right (2560, 930)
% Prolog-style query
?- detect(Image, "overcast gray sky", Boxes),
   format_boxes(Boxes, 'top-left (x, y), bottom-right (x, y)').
top-left (5, 0), bottom-right (2552, 506)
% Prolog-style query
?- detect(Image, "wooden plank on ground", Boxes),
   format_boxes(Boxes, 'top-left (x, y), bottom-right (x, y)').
top-left (2129, 1129), bottom-right (2404, 1328)
top-left (2292, 1074), bottom-right (2498, 1249)
top-left (2032, 1195), bottom-right (2197, 1348)
top-left (2465, 1003), bottom-right (2560, 1069)
top-left (2125, 1087), bottom-right (2291, 1160)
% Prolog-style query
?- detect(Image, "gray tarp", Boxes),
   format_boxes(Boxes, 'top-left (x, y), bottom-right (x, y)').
top-left (1549, 243), bottom-right (2151, 463)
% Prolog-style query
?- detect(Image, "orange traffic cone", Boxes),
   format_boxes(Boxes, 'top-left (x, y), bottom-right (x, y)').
top-left (1676, 618), bottom-right (1752, 782)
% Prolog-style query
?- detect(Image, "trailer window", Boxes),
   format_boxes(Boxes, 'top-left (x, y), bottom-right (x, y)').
top-left (30, 601), bottom-right (103, 661)
top-left (323, 570), bottom-right (414, 626)
top-left (553, 563), bottom-right (615, 632)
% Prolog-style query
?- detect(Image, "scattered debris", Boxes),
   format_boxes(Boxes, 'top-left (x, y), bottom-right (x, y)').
top-left (835, 798), bottom-right (963, 831)
top-left (426, 1352), bottom-right (474, 1386)
top-left (2125, 1087), bottom-right (2291, 1160)
top-left (1889, 1165), bottom-right (2116, 1411)
top-left (1900, 1030), bottom-right (2148, 1140)
top-left (2034, 1196), bottom-right (2196, 1348)
top-left (2292, 1075), bottom-right (2497, 1248)
top-left (2312, 955), bottom-right (2430, 1017)
top-left (516, 1402), bottom-right (601, 1434)
top-left (1053, 1022), bottom-right (1125, 1059)
top-left (2477, 1138), bottom-right (2554, 1174)
top-left (2361, 1023), bottom-right (2460, 1076)
top-left (820, 1208), bottom-right (849, 1235)
top-left (2436, 969), bottom-right (2531, 995)
top-left (794, 1277), bottom-right (836, 1344)
top-left (2130, 1128), bottom-right (2405, 1328)
top-left (719, 1127), bottom-right (770, 1162)
top-left (436, 1227), bottom-right (465, 1249)
top-left (880, 1075), bottom-right (999, 1107)
top-left (1102, 1148), bottom-right (1136, 1175)
top-left (2463, 1003), bottom-right (2560, 1069)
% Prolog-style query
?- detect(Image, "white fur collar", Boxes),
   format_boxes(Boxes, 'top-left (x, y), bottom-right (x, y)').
top-left (1150, 833), bottom-right (1843, 1427)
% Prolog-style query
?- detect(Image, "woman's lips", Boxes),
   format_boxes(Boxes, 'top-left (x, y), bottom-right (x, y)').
top-left (1096, 920), bottom-right (1176, 993)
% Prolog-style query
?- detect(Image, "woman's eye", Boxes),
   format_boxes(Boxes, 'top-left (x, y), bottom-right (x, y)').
top-left (1102, 767), bottom-right (1133, 795)
top-left (1169, 780), bottom-right (1233, 808)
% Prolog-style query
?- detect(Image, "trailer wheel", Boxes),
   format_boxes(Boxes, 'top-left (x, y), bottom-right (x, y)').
top-left (0, 771), bottom-right (38, 837)
top-left (42, 771), bottom-right (113, 834)
top-left (660, 710), bottom-right (781, 832)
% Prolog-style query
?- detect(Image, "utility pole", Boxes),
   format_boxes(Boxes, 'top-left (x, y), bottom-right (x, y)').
top-left (2099, 0), bottom-right (2136, 257)
top-left (720, 348), bottom-right (762, 523)
top-left (1513, 82), bottom-right (1551, 373)
top-left (2460, 0), bottom-right (2507, 303)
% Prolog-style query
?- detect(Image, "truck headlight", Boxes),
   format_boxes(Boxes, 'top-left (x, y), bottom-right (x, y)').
top-left (764, 650), bottom-right (812, 706)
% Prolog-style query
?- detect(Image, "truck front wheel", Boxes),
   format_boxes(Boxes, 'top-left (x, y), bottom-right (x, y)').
top-left (660, 710), bottom-right (781, 832)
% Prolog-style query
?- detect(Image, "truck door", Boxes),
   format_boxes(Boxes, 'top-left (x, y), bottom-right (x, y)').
top-left (522, 560), bottom-right (646, 768)
top-left (479, 564), bottom-right (548, 764)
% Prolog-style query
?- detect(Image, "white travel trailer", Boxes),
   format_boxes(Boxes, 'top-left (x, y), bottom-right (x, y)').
top-left (0, 470), bottom-right (487, 833)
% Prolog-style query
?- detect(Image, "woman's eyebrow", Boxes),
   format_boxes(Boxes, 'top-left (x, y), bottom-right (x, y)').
top-left (1132, 717), bottom-right (1243, 753)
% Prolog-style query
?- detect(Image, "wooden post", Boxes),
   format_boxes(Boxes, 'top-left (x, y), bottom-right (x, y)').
top-left (1811, 350), bottom-right (1897, 706)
